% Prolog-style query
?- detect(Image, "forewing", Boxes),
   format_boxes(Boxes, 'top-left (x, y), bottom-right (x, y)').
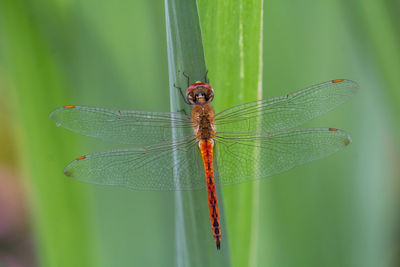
top-left (215, 79), bottom-right (358, 133)
top-left (64, 137), bottom-right (206, 190)
top-left (50, 105), bottom-right (192, 145)
top-left (215, 128), bottom-right (351, 185)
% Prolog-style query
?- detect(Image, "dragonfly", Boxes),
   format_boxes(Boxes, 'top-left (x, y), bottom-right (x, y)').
top-left (50, 78), bottom-right (358, 250)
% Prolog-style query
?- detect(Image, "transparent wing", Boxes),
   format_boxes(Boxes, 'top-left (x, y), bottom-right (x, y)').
top-left (215, 79), bottom-right (358, 133)
top-left (64, 137), bottom-right (206, 190)
top-left (215, 128), bottom-right (351, 185)
top-left (49, 105), bottom-right (192, 145)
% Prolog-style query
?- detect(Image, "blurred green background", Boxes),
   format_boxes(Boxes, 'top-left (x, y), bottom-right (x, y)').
top-left (0, 0), bottom-right (399, 266)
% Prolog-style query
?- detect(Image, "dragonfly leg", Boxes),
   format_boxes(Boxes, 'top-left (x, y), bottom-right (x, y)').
top-left (204, 69), bottom-right (209, 84)
top-left (182, 70), bottom-right (209, 84)
top-left (182, 71), bottom-right (190, 87)
top-left (176, 108), bottom-right (188, 116)
top-left (173, 83), bottom-right (191, 105)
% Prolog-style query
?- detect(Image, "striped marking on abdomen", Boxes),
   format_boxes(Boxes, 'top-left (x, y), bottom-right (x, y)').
top-left (199, 139), bottom-right (221, 250)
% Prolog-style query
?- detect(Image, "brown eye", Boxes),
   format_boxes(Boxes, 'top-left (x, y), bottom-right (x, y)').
top-left (187, 94), bottom-right (195, 105)
top-left (185, 82), bottom-right (214, 105)
top-left (207, 90), bottom-right (214, 102)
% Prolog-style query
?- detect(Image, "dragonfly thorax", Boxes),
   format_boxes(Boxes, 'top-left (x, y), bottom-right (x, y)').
top-left (186, 82), bottom-right (214, 105)
top-left (191, 104), bottom-right (216, 141)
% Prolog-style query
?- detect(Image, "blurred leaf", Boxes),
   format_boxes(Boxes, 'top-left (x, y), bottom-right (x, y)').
top-left (258, 1), bottom-right (397, 267)
top-left (0, 0), bottom-right (94, 266)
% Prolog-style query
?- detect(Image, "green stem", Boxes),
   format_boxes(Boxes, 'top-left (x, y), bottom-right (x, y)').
top-left (165, 0), bottom-right (231, 264)
top-left (198, 0), bottom-right (264, 266)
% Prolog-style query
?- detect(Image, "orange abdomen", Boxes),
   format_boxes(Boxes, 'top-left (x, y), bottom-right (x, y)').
top-left (199, 139), bottom-right (221, 249)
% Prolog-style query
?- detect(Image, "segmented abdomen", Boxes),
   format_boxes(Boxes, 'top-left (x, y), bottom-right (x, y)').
top-left (199, 139), bottom-right (221, 249)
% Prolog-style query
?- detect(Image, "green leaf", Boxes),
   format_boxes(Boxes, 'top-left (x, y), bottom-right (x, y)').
top-left (0, 1), bottom-right (94, 266)
top-left (198, 0), bottom-right (264, 266)
top-left (165, 0), bottom-right (231, 265)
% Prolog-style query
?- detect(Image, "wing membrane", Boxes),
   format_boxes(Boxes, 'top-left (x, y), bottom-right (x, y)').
top-left (64, 137), bottom-right (206, 190)
top-left (50, 105), bottom-right (192, 145)
top-left (215, 128), bottom-right (351, 185)
top-left (215, 79), bottom-right (358, 133)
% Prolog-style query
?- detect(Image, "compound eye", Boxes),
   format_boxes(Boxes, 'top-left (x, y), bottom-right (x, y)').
top-left (208, 90), bottom-right (214, 102)
top-left (186, 93), bottom-right (195, 105)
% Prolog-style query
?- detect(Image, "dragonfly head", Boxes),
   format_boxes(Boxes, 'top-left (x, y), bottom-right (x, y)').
top-left (186, 81), bottom-right (214, 105)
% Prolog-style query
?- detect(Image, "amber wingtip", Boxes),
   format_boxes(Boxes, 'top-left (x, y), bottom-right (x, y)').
top-left (76, 155), bottom-right (86, 161)
top-left (63, 105), bottom-right (76, 109)
top-left (331, 79), bottom-right (344, 83)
